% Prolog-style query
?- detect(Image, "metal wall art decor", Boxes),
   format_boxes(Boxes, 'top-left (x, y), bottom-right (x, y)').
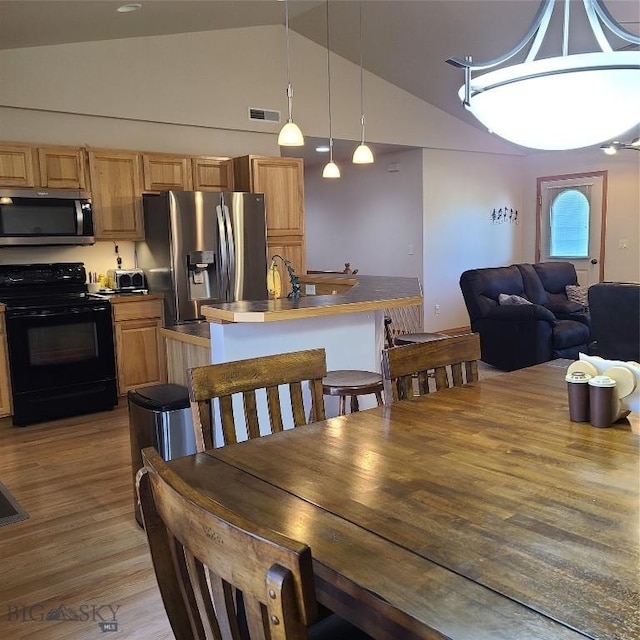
top-left (491, 207), bottom-right (519, 224)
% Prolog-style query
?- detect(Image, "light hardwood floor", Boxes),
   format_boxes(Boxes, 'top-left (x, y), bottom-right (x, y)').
top-left (0, 363), bottom-right (504, 639)
top-left (0, 402), bottom-right (173, 640)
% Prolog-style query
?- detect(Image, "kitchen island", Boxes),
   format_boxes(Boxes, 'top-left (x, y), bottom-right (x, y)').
top-left (162, 274), bottom-right (422, 437)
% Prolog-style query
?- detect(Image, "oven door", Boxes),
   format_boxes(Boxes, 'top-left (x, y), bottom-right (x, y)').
top-left (6, 303), bottom-right (116, 393)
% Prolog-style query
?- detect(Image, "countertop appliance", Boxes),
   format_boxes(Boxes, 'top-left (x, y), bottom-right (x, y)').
top-left (137, 191), bottom-right (268, 325)
top-left (0, 188), bottom-right (94, 246)
top-left (106, 268), bottom-right (147, 293)
top-left (0, 263), bottom-right (117, 426)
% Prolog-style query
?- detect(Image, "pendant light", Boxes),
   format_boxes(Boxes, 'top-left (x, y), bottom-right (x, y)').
top-left (447, 0), bottom-right (640, 150)
top-left (278, 0), bottom-right (304, 147)
top-left (322, 0), bottom-right (340, 178)
top-left (352, 0), bottom-right (374, 164)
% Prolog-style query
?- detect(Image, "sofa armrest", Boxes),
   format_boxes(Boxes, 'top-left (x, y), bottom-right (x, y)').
top-left (486, 304), bottom-right (557, 325)
top-left (546, 300), bottom-right (585, 316)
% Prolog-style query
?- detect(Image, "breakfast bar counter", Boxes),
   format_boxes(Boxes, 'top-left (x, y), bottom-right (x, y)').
top-left (199, 274), bottom-right (422, 323)
top-left (162, 275), bottom-right (422, 426)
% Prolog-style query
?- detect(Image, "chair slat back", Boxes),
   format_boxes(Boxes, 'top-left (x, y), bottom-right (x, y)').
top-left (383, 304), bottom-right (424, 344)
top-left (382, 333), bottom-right (481, 401)
top-left (137, 447), bottom-right (316, 640)
top-left (188, 348), bottom-right (327, 451)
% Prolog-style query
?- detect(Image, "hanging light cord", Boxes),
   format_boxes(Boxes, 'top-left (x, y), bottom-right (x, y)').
top-left (285, 0), bottom-right (294, 119)
top-left (359, 0), bottom-right (366, 143)
top-left (326, 0), bottom-right (334, 161)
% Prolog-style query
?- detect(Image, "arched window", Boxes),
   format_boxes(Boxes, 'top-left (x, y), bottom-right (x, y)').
top-left (549, 186), bottom-right (590, 258)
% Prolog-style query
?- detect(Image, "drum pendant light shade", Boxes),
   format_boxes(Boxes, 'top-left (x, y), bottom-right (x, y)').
top-left (353, 143), bottom-right (374, 164)
top-left (278, 120), bottom-right (304, 146)
top-left (463, 52), bottom-right (640, 150)
top-left (447, 0), bottom-right (640, 150)
top-left (278, 0), bottom-right (304, 147)
top-left (322, 159), bottom-right (341, 178)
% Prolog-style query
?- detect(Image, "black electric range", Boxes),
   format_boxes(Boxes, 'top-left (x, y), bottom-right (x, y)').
top-left (0, 263), bottom-right (117, 426)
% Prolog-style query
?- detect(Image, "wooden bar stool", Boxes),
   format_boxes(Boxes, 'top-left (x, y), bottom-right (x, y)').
top-left (322, 370), bottom-right (384, 415)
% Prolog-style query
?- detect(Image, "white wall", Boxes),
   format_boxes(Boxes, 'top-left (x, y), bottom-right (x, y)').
top-left (0, 241), bottom-right (136, 280)
top-left (305, 149), bottom-right (423, 280)
top-left (422, 149), bottom-right (525, 332)
top-left (0, 26), bottom-right (517, 155)
top-left (0, 24), bottom-right (514, 280)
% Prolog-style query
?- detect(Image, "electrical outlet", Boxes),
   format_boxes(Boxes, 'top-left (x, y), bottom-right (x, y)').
top-left (618, 239), bottom-right (628, 249)
top-left (408, 244), bottom-right (415, 255)
top-left (434, 304), bottom-right (440, 316)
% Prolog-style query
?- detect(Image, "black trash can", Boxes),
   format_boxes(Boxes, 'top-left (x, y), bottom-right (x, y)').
top-left (128, 383), bottom-right (196, 525)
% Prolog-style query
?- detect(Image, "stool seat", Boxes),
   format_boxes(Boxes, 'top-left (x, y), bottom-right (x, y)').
top-left (393, 332), bottom-right (447, 346)
top-left (322, 370), bottom-right (384, 415)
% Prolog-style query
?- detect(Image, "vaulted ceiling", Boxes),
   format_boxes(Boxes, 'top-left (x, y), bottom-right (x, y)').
top-left (1, 0), bottom-right (638, 158)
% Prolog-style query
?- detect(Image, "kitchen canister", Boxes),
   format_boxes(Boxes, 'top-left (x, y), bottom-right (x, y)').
top-left (588, 375), bottom-right (617, 428)
top-left (565, 371), bottom-right (591, 422)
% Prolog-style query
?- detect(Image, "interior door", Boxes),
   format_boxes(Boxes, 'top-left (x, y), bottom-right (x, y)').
top-left (536, 171), bottom-right (607, 286)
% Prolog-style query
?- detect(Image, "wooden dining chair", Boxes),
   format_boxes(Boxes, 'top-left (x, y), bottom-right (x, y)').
top-left (137, 447), bottom-right (372, 640)
top-left (188, 348), bottom-right (327, 451)
top-left (382, 333), bottom-right (481, 401)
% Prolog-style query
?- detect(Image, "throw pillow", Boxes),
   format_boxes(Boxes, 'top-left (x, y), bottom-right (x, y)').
top-left (565, 284), bottom-right (589, 307)
top-left (498, 293), bottom-right (532, 306)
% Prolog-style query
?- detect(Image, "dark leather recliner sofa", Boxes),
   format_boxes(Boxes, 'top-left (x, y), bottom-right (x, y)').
top-left (588, 282), bottom-right (640, 362)
top-left (459, 263), bottom-right (590, 371)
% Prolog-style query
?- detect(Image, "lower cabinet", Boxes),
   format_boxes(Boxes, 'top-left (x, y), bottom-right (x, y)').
top-left (112, 298), bottom-right (167, 396)
top-left (267, 236), bottom-right (306, 297)
top-left (0, 312), bottom-right (12, 417)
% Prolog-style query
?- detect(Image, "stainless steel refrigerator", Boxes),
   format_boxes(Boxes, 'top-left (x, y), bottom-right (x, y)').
top-left (137, 190), bottom-right (268, 325)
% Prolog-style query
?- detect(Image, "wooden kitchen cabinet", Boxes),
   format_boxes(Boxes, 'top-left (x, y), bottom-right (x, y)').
top-left (233, 155), bottom-right (305, 285)
top-left (267, 237), bottom-right (306, 292)
top-left (0, 311), bottom-right (12, 417)
top-left (38, 145), bottom-right (86, 189)
top-left (233, 155), bottom-right (305, 236)
top-left (143, 153), bottom-right (193, 191)
top-left (112, 297), bottom-right (166, 396)
top-left (88, 149), bottom-right (144, 240)
top-left (0, 143), bottom-right (37, 187)
top-left (192, 156), bottom-right (234, 191)
top-left (0, 142), bottom-right (86, 190)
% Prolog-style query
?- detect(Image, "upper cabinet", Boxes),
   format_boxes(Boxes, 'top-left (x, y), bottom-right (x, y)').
top-left (233, 156), bottom-right (304, 236)
top-left (143, 153), bottom-right (193, 192)
top-left (233, 155), bottom-right (305, 280)
top-left (88, 149), bottom-right (144, 240)
top-left (0, 142), bottom-right (85, 189)
top-left (38, 145), bottom-right (86, 189)
top-left (0, 144), bottom-right (303, 251)
top-left (0, 143), bottom-right (37, 187)
top-left (192, 157), bottom-right (234, 191)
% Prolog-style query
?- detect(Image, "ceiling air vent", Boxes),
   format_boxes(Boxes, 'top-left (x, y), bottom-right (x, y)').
top-left (249, 107), bottom-right (280, 123)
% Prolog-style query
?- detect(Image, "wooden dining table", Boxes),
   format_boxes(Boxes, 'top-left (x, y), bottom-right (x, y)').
top-left (167, 360), bottom-right (639, 640)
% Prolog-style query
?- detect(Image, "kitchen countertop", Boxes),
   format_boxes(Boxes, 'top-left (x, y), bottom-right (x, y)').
top-left (92, 292), bottom-right (163, 303)
top-left (0, 292), bottom-right (162, 311)
top-left (160, 322), bottom-right (211, 348)
top-left (201, 274), bottom-right (422, 323)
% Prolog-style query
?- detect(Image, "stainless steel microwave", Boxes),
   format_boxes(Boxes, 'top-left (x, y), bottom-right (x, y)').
top-left (0, 188), bottom-right (94, 246)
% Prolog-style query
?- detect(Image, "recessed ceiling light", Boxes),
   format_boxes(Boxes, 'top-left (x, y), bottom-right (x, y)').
top-left (315, 146), bottom-right (330, 153)
top-left (117, 3), bottom-right (142, 13)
